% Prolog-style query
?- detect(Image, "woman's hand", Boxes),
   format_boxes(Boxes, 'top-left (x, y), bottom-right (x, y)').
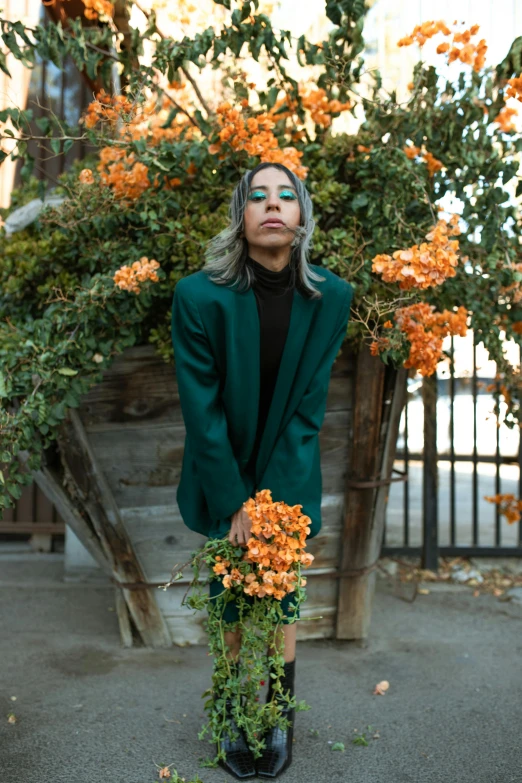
top-left (229, 503), bottom-right (253, 547)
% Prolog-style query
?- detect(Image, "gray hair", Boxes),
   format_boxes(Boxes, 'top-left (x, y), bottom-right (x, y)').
top-left (201, 162), bottom-right (325, 299)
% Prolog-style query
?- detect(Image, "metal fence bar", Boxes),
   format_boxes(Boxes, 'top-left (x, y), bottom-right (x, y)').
top-left (495, 375), bottom-right (501, 546)
top-left (404, 391), bottom-right (410, 547)
top-left (519, 343), bottom-right (522, 547)
top-left (395, 452), bottom-right (519, 465)
top-left (382, 545), bottom-right (522, 557)
top-left (422, 374), bottom-right (438, 570)
top-left (450, 336), bottom-right (456, 545)
top-left (472, 331), bottom-right (479, 545)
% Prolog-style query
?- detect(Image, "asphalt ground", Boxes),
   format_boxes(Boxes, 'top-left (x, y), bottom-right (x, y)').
top-left (1, 552), bottom-right (521, 783)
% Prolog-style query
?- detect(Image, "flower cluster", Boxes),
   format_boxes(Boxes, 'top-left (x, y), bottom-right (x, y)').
top-left (398, 20), bottom-right (487, 71)
top-left (505, 76), bottom-right (522, 101)
top-left (211, 102), bottom-right (308, 179)
top-left (484, 493), bottom-right (522, 524)
top-left (81, 90), bottom-right (200, 200)
top-left (248, 86), bottom-right (351, 130)
top-left (297, 86), bottom-right (351, 129)
top-left (211, 489), bottom-right (314, 600)
top-left (98, 147), bottom-right (150, 202)
top-left (403, 144), bottom-right (444, 177)
top-left (62, 0), bottom-right (113, 21)
top-left (494, 106), bottom-right (518, 132)
top-left (113, 257), bottom-right (160, 293)
top-left (371, 214), bottom-right (461, 290)
top-left (79, 168), bottom-right (94, 185)
top-left (83, 89), bottom-right (137, 129)
top-left (393, 302), bottom-right (468, 376)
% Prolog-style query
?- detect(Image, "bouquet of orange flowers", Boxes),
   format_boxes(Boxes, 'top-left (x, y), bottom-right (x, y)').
top-left (212, 488), bottom-right (314, 601)
top-left (163, 489), bottom-right (315, 766)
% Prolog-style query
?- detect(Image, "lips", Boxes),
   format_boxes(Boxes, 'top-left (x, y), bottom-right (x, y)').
top-left (261, 219), bottom-right (285, 227)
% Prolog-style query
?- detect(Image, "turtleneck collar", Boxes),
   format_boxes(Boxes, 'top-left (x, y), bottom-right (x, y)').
top-left (247, 255), bottom-right (293, 292)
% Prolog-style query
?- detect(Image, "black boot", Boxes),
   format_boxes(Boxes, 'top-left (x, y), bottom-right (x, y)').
top-left (215, 661), bottom-right (256, 780)
top-left (256, 658), bottom-right (296, 778)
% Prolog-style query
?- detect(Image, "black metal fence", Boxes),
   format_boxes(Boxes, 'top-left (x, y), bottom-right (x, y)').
top-left (383, 332), bottom-right (522, 564)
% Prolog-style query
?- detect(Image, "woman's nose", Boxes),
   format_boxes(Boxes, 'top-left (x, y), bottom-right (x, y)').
top-left (265, 195), bottom-right (280, 209)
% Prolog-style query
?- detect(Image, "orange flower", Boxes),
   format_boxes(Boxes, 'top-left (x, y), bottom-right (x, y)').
top-left (216, 489), bottom-right (315, 601)
top-left (98, 147), bottom-right (150, 202)
top-left (79, 168), bottom-right (94, 185)
top-left (403, 143), bottom-right (443, 175)
top-left (403, 144), bottom-right (420, 159)
top-left (484, 493), bottom-right (522, 524)
top-left (494, 106), bottom-right (518, 132)
top-left (506, 76), bottom-right (522, 101)
top-left (372, 214), bottom-right (461, 290)
top-left (213, 90), bottom-right (350, 180)
top-left (393, 302), bottom-right (468, 376)
top-left (113, 257), bottom-right (160, 294)
top-left (83, 0), bottom-right (114, 20)
top-left (397, 20), bottom-right (486, 71)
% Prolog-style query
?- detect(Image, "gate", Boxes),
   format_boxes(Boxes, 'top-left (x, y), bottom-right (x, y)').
top-left (382, 331), bottom-right (522, 566)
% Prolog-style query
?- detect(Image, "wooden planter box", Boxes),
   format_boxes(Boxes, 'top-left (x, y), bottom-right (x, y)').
top-left (33, 341), bottom-right (407, 647)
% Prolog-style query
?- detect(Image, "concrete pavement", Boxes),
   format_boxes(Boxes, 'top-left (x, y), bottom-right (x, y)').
top-left (1, 550), bottom-right (521, 783)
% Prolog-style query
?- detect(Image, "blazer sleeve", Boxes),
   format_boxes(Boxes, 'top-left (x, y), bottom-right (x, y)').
top-left (171, 281), bottom-right (250, 522)
top-left (285, 283), bottom-right (353, 438)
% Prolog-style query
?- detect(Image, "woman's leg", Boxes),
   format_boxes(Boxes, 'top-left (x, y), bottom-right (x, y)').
top-left (266, 621), bottom-right (296, 663)
top-left (258, 622), bottom-right (297, 777)
top-left (224, 628), bottom-right (242, 661)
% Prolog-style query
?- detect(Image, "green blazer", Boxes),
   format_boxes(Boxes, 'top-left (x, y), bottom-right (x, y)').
top-left (171, 266), bottom-right (353, 540)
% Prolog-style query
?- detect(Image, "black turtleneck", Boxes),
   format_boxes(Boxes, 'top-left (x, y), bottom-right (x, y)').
top-left (245, 254), bottom-right (295, 476)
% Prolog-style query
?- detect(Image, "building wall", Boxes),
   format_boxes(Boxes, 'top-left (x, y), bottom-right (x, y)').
top-left (0, 0), bottom-right (41, 208)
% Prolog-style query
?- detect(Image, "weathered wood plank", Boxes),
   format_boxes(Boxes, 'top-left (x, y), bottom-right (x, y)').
top-left (120, 495), bottom-right (345, 582)
top-left (336, 351), bottom-right (405, 640)
top-left (57, 409), bottom-right (171, 648)
top-left (30, 463), bottom-right (110, 574)
top-left (81, 407), bottom-right (351, 508)
top-left (157, 570), bottom-right (338, 645)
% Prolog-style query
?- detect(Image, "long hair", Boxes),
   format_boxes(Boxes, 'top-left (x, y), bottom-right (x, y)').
top-left (201, 162), bottom-right (325, 299)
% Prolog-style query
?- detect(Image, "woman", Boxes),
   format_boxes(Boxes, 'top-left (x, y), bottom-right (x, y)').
top-left (171, 161), bottom-right (353, 779)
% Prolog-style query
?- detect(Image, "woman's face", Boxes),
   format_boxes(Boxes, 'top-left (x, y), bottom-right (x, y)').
top-left (242, 167), bottom-right (301, 258)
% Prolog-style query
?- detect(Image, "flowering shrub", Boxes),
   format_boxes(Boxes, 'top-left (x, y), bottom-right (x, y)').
top-left (0, 6), bottom-right (521, 524)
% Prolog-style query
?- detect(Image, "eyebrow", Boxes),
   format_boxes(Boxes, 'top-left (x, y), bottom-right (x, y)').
top-left (248, 184), bottom-right (297, 192)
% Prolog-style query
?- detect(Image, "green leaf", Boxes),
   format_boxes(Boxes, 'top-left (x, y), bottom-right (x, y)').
top-left (57, 368), bottom-right (78, 376)
top-left (331, 742), bottom-right (345, 751)
top-left (0, 50), bottom-right (11, 76)
top-left (35, 116), bottom-right (51, 134)
top-left (50, 137), bottom-right (61, 155)
top-left (351, 192), bottom-right (369, 210)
